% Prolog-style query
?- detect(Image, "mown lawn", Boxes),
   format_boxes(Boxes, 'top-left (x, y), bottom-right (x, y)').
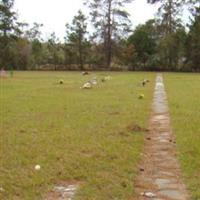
top-left (164, 73), bottom-right (200, 200)
top-left (0, 71), bottom-right (155, 200)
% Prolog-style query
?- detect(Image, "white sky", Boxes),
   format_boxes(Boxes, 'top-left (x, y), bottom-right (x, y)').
top-left (13, 0), bottom-right (174, 41)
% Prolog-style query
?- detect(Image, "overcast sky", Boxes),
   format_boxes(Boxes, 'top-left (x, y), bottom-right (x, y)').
top-left (14, 0), bottom-right (162, 40)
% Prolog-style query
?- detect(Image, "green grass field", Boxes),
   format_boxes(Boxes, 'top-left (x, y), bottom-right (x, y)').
top-left (0, 71), bottom-right (155, 200)
top-left (164, 73), bottom-right (200, 200)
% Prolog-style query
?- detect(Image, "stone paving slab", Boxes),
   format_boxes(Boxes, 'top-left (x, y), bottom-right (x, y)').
top-left (45, 182), bottom-right (79, 200)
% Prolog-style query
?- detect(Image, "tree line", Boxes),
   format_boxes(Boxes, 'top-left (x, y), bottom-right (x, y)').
top-left (0, 0), bottom-right (200, 71)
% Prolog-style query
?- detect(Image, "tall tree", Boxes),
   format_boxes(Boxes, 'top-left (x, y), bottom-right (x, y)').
top-left (128, 20), bottom-right (157, 69)
top-left (65, 10), bottom-right (87, 70)
top-left (25, 23), bottom-right (44, 68)
top-left (25, 22), bottom-right (43, 41)
top-left (0, 0), bottom-right (18, 37)
top-left (148, 0), bottom-right (183, 69)
top-left (85, 0), bottom-right (133, 68)
top-left (186, 5), bottom-right (200, 71)
top-left (47, 32), bottom-right (61, 70)
top-left (0, 0), bottom-right (21, 68)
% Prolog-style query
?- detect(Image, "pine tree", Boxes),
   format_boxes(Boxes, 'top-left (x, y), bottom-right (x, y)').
top-left (65, 10), bottom-right (87, 70)
top-left (47, 32), bottom-right (60, 70)
top-left (148, 0), bottom-right (184, 69)
top-left (0, 0), bottom-right (20, 68)
top-left (186, 4), bottom-right (200, 71)
top-left (85, 0), bottom-right (133, 68)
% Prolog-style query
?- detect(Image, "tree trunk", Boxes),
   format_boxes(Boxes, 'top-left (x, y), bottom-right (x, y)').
top-left (106, 0), bottom-right (112, 68)
top-left (78, 33), bottom-right (84, 70)
top-left (168, 0), bottom-right (172, 34)
top-left (168, 0), bottom-right (173, 68)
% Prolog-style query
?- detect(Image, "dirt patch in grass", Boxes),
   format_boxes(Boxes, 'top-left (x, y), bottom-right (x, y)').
top-left (108, 111), bottom-right (120, 115)
top-left (126, 124), bottom-right (149, 133)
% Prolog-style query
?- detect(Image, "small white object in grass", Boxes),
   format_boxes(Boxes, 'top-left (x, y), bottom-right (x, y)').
top-left (0, 187), bottom-right (5, 192)
top-left (81, 82), bottom-right (92, 89)
top-left (141, 191), bottom-right (156, 198)
top-left (35, 165), bottom-right (41, 170)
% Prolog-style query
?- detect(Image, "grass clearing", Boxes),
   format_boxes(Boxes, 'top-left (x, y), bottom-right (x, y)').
top-left (0, 71), bottom-right (155, 200)
top-left (164, 73), bottom-right (200, 200)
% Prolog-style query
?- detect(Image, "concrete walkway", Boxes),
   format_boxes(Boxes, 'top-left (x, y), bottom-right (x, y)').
top-left (134, 74), bottom-right (189, 200)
